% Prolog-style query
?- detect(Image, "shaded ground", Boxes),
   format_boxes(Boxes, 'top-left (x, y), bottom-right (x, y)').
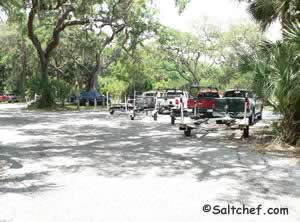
top-left (0, 104), bottom-right (299, 222)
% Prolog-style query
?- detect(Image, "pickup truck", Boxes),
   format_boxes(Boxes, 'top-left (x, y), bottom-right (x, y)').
top-left (156, 89), bottom-right (189, 114)
top-left (187, 87), bottom-right (220, 118)
top-left (135, 91), bottom-right (157, 110)
top-left (214, 89), bottom-right (263, 126)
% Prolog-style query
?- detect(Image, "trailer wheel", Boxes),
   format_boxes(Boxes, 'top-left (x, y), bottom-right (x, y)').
top-left (243, 126), bottom-right (249, 138)
top-left (158, 107), bottom-right (164, 114)
top-left (171, 116), bottom-right (175, 125)
top-left (184, 129), bottom-right (191, 137)
top-left (249, 111), bottom-right (255, 126)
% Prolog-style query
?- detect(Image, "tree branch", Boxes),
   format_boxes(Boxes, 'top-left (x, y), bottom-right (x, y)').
top-left (27, 0), bottom-right (45, 63)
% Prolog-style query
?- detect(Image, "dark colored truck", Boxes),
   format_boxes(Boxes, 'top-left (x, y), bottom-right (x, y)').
top-left (213, 89), bottom-right (263, 137)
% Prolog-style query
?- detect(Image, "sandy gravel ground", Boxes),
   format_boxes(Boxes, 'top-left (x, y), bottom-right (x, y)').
top-left (0, 104), bottom-right (299, 222)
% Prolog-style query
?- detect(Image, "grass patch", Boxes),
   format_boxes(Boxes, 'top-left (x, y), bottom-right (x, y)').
top-left (256, 142), bottom-right (300, 158)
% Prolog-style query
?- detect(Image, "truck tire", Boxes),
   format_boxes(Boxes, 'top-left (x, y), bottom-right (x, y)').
top-left (207, 113), bottom-right (214, 118)
top-left (109, 109), bottom-right (115, 115)
top-left (243, 126), bottom-right (249, 138)
top-left (184, 128), bottom-right (191, 137)
top-left (257, 112), bottom-right (262, 120)
top-left (171, 116), bottom-right (175, 125)
top-left (158, 107), bottom-right (164, 114)
top-left (153, 113), bottom-right (158, 121)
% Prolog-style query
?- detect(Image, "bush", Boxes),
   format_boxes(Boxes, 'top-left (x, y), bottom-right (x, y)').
top-left (51, 79), bottom-right (72, 106)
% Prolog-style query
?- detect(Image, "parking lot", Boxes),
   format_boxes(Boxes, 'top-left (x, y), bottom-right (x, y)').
top-left (0, 104), bottom-right (299, 222)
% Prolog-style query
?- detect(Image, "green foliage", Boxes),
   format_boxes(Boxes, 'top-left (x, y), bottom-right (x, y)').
top-left (25, 75), bottom-right (42, 98)
top-left (51, 79), bottom-right (72, 106)
top-left (239, 0), bottom-right (300, 30)
top-left (239, 22), bottom-right (300, 145)
top-left (157, 22), bottom-right (263, 89)
top-left (174, 0), bottom-right (191, 13)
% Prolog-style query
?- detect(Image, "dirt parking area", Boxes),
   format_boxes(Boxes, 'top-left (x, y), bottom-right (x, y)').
top-left (0, 104), bottom-right (299, 222)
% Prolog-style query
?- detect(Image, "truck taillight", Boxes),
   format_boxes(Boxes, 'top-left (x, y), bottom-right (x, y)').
top-left (175, 99), bottom-right (179, 105)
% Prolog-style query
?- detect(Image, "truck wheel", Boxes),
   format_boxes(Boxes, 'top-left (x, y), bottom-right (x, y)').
top-left (171, 116), bottom-right (175, 125)
top-left (208, 113), bottom-right (214, 118)
top-left (257, 112), bottom-right (262, 120)
top-left (130, 115), bottom-right (135, 120)
top-left (243, 126), bottom-right (249, 138)
top-left (109, 109), bottom-right (115, 115)
top-left (184, 129), bottom-right (191, 137)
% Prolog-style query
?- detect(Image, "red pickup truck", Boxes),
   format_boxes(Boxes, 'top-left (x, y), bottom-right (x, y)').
top-left (187, 87), bottom-right (220, 117)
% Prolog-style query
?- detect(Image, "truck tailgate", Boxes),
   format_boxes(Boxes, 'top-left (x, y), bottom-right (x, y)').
top-left (187, 98), bottom-right (215, 109)
top-left (215, 98), bottom-right (245, 113)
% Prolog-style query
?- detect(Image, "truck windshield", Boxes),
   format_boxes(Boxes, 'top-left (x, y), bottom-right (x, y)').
top-left (144, 93), bottom-right (155, 97)
top-left (224, 91), bottom-right (248, 97)
top-left (166, 92), bottom-right (183, 98)
top-left (198, 92), bottom-right (219, 98)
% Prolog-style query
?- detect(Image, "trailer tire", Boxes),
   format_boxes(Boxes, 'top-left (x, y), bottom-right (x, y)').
top-left (249, 111), bottom-right (255, 126)
top-left (216, 120), bottom-right (223, 124)
top-left (171, 116), bottom-right (175, 125)
top-left (243, 126), bottom-right (249, 138)
top-left (184, 129), bottom-right (191, 137)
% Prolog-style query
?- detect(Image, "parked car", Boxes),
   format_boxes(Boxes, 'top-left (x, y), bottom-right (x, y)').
top-left (214, 89), bottom-right (263, 125)
top-left (187, 86), bottom-right (220, 117)
top-left (7, 94), bottom-right (18, 103)
top-left (156, 89), bottom-right (189, 114)
top-left (0, 95), bottom-right (8, 102)
top-left (79, 91), bottom-right (111, 106)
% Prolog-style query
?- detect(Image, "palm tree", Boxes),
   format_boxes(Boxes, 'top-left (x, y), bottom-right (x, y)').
top-left (238, 0), bottom-right (300, 31)
top-left (239, 22), bottom-right (300, 145)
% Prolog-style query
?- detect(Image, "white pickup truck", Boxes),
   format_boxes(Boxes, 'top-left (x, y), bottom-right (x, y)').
top-left (156, 89), bottom-right (189, 114)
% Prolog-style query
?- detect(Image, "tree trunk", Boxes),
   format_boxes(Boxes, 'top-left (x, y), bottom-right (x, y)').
top-left (38, 60), bottom-right (55, 108)
top-left (18, 38), bottom-right (27, 98)
top-left (87, 52), bottom-right (102, 91)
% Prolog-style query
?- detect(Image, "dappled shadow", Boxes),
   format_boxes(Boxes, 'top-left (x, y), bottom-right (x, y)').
top-left (0, 107), bottom-right (299, 204)
top-left (0, 170), bottom-right (58, 194)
